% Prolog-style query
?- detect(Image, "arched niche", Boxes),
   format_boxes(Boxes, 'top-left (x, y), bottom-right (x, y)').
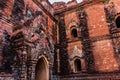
top-left (72, 57), bottom-right (86, 73)
top-left (74, 59), bottom-right (82, 72)
top-left (69, 46), bottom-right (86, 73)
top-left (66, 20), bottom-right (79, 39)
top-left (71, 28), bottom-right (78, 38)
top-left (35, 56), bottom-right (49, 80)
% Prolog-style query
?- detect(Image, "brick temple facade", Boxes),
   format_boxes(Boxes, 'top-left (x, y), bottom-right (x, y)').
top-left (0, 0), bottom-right (120, 80)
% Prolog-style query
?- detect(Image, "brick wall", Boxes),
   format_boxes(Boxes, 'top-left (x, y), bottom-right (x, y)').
top-left (56, 0), bottom-right (120, 73)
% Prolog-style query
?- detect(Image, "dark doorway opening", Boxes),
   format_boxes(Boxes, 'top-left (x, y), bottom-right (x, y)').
top-left (116, 16), bottom-right (120, 28)
top-left (35, 57), bottom-right (49, 80)
top-left (74, 59), bottom-right (81, 72)
top-left (71, 29), bottom-right (78, 38)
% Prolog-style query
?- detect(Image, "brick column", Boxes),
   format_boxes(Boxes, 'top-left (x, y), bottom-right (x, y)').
top-left (58, 16), bottom-right (70, 75)
top-left (19, 54), bottom-right (27, 80)
top-left (78, 9), bottom-right (95, 72)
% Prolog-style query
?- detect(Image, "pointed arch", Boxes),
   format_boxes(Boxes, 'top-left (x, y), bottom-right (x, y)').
top-left (74, 59), bottom-right (82, 72)
top-left (71, 28), bottom-right (78, 38)
top-left (35, 56), bottom-right (49, 80)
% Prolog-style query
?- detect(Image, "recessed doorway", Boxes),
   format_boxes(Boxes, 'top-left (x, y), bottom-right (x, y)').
top-left (35, 57), bottom-right (49, 80)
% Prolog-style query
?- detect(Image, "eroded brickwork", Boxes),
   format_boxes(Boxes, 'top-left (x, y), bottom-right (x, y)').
top-left (0, 0), bottom-right (56, 80)
top-left (0, 0), bottom-right (120, 80)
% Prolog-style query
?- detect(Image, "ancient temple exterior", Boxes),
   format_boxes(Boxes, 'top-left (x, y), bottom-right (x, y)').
top-left (0, 0), bottom-right (120, 80)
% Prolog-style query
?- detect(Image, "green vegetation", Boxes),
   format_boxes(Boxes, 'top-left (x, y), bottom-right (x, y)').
top-left (101, 0), bottom-right (109, 3)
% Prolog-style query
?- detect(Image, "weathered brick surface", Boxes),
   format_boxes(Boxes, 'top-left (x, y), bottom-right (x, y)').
top-left (64, 10), bottom-right (79, 28)
top-left (67, 41), bottom-right (82, 55)
top-left (84, 1), bottom-right (119, 72)
top-left (53, 0), bottom-right (120, 75)
top-left (0, 77), bottom-right (14, 80)
top-left (93, 40), bottom-right (119, 72)
top-left (110, 0), bottom-right (120, 12)
top-left (85, 2), bottom-right (109, 37)
top-left (1, 0), bottom-right (120, 80)
top-left (0, 0), bottom-right (56, 80)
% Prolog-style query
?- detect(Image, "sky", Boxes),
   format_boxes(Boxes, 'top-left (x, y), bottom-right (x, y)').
top-left (49, 0), bottom-right (83, 4)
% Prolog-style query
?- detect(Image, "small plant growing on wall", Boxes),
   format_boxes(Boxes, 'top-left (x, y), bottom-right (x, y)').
top-left (101, 0), bottom-right (110, 3)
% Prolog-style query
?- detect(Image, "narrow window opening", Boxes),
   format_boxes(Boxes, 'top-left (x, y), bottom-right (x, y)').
top-left (74, 59), bottom-right (81, 72)
top-left (116, 16), bottom-right (120, 28)
top-left (35, 57), bottom-right (49, 80)
top-left (71, 29), bottom-right (78, 38)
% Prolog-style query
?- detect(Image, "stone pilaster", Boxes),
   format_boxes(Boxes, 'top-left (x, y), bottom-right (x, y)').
top-left (78, 9), bottom-right (95, 72)
top-left (58, 16), bottom-right (70, 75)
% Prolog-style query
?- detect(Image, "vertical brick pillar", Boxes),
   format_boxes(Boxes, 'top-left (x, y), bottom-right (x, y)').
top-left (26, 60), bottom-right (33, 80)
top-left (31, 60), bottom-right (36, 80)
top-left (78, 9), bottom-right (95, 72)
top-left (104, 2), bottom-right (120, 70)
top-left (19, 55), bottom-right (27, 80)
top-left (58, 16), bottom-right (70, 75)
